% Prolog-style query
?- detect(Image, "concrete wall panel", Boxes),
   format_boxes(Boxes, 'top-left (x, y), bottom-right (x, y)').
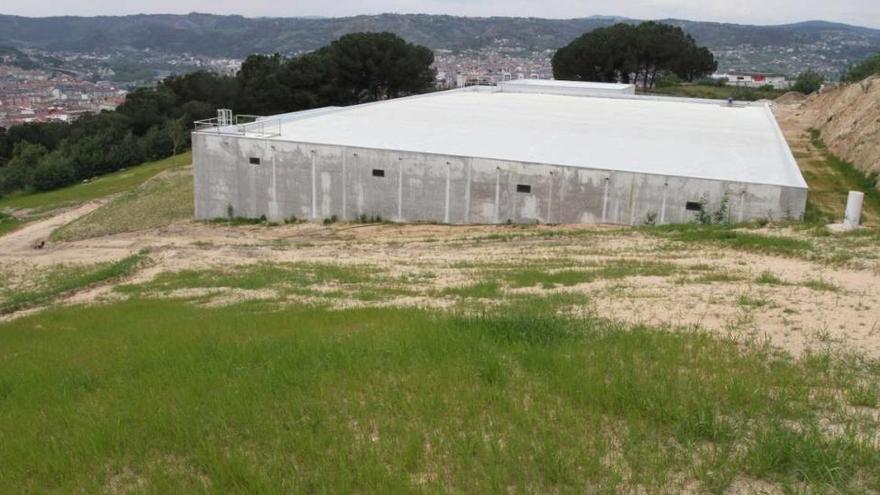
top-left (193, 133), bottom-right (807, 226)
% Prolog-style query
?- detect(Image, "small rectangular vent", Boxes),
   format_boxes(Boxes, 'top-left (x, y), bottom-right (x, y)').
top-left (372, 169), bottom-right (385, 178)
top-left (249, 157), bottom-right (261, 165)
top-left (685, 201), bottom-right (703, 211)
top-left (516, 184), bottom-right (532, 194)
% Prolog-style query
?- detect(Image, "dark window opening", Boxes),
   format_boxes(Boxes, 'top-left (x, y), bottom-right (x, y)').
top-left (372, 169), bottom-right (385, 178)
top-left (516, 184), bottom-right (532, 194)
top-left (249, 157), bottom-right (261, 165)
top-left (685, 201), bottom-right (703, 212)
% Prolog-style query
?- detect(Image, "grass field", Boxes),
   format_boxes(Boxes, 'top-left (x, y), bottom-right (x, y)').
top-left (0, 289), bottom-right (878, 493)
top-left (0, 152), bottom-right (191, 215)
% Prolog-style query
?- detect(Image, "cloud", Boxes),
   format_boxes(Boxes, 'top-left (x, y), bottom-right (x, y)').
top-left (5, 0), bottom-right (880, 28)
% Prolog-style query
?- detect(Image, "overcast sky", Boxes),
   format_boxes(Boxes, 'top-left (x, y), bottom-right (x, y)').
top-left (3, 0), bottom-right (879, 29)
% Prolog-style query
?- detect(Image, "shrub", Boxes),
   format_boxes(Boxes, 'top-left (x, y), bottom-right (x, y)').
top-left (792, 70), bottom-right (823, 94)
top-left (32, 154), bottom-right (76, 191)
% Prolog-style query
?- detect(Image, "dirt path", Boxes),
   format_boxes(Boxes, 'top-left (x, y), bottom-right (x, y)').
top-left (0, 200), bottom-right (107, 258)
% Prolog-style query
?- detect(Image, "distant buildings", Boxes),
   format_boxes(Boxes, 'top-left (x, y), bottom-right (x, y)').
top-left (712, 72), bottom-right (791, 90)
top-left (0, 65), bottom-right (127, 128)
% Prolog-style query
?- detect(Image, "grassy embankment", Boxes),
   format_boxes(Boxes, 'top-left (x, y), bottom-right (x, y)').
top-left (51, 166), bottom-right (193, 241)
top-left (801, 129), bottom-right (880, 224)
top-left (0, 283), bottom-right (878, 493)
top-left (0, 152), bottom-right (191, 236)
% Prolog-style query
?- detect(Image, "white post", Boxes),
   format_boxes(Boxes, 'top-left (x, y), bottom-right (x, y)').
top-left (844, 191), bottom-right (864, 230)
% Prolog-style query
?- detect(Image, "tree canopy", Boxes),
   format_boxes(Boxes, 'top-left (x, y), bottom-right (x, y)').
top-left (792, 70), bottom-right (824, 94)
top-left (0, 32), bottom-right (436, 197)
top-left (551, 22), bottom-right (717, 89)
top-left (842, 53), bottom-right (880, 83)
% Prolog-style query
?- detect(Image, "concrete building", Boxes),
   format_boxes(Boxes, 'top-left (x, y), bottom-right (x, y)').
top-left (192, 83), bottom-right (807, 226)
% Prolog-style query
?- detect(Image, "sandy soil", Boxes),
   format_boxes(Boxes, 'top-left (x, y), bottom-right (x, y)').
top-left (1, 210), bottom-right (878, 360)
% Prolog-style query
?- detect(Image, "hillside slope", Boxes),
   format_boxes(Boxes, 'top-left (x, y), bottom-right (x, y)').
top-left (802, 76), bottom-right (880, 178)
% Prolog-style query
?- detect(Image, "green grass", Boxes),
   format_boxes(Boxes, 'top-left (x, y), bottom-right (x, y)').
top-left (801, 278), bottom-right (840, 292)
top-left (847, 382), bottom-right (879, 408)
top-left (0, 298), bottom-right (877, 493)
top-left (0, 253), bottom-right (146, 315)
top-left (51, 168), bottom-right (193, 241)
top-left (0, 152), bottom-right (191, 215)
top-left (117, 262), bottom-right (380, 300)
top-left (648, 224), bottom-right (814, 257)
top-left (441, 280), bottom-right (503, 299)
top-left (504, 260), bottom-right (677, 289)
top-left (737, 294), bottom-right (769, 308)
top-left (0, 211), bottom-right (23, 237)
top-left (755, 270), bottom-right (786, 285)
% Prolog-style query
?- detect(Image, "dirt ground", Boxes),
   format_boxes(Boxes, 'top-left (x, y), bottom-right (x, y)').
top-left (1, 200), bottom-right (878, 361)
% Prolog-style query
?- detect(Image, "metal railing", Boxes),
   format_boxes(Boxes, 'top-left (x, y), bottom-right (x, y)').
top-left (193, 110), bottom-right (282, 138)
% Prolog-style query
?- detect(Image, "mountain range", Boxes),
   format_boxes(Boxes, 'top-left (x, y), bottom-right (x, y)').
top-left (1, 13), bottom-right (879, 75)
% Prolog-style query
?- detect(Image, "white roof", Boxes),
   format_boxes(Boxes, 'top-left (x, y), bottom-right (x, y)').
top-left (253, 88), bottom-right (807, 189)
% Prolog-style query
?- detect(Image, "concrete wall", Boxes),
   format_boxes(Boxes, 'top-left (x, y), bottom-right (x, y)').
top-left (193, 132), bottom-right (807, 225)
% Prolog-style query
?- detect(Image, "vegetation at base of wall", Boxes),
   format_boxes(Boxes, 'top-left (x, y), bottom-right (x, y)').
top-left (0, 152), bottom-right (191, 215)
top-left (0, 253), bottom-right (146, 315)
top-left (0, 296), bottom-right (878, 493)
top-left (0, 32), bottom-right (436, 198)
top-left (552, 21), bottom-right (717, 88)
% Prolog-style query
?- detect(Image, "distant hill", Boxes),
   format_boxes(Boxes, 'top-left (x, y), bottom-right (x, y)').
top-left (1, 13), bottom-right (879, 75)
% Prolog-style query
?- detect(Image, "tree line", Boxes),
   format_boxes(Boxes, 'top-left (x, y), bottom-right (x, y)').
top-left (552, 22), bottom-right (718, 88)
top-left (0, 32), bottom-right (436, 196)
top-left (843, 53), bottom-right (880, 83)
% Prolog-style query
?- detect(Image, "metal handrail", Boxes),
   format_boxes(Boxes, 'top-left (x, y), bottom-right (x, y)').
top-left (193, 113), bottom-right (282, 138)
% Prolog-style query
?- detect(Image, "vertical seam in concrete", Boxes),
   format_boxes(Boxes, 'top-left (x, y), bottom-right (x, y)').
top-left (464, 160), bottom-right (472, 223)
top-left (341, 151), bottom-right (347, 220)
top-left (628, 176), bottom-right (637, 226)
top-left (547, 171), bottom-right (553, 224)
top-left (398, 159), bottom-right (404, 221)
top-left (660, 180), bottom-right (668, 225)
top-left (601, 178), bottom-right (609, 223)
top-left (271, 149), bottom-right (277, 219)
top-left (739, 191), bottom-right (746, 223)
top-left (310, 152), bottom-right (317, 219)
top-left (493, 168), bottom-right (501, 224)
top-left (444, 162), bottom-right (451, 224)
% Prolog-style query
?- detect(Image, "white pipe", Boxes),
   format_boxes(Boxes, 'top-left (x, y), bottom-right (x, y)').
top-left (844, 191), bottom-right (864, 230)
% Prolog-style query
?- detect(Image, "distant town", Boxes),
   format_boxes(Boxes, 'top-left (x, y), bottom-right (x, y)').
top-left (0, 44), bottom-right (806, 129)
